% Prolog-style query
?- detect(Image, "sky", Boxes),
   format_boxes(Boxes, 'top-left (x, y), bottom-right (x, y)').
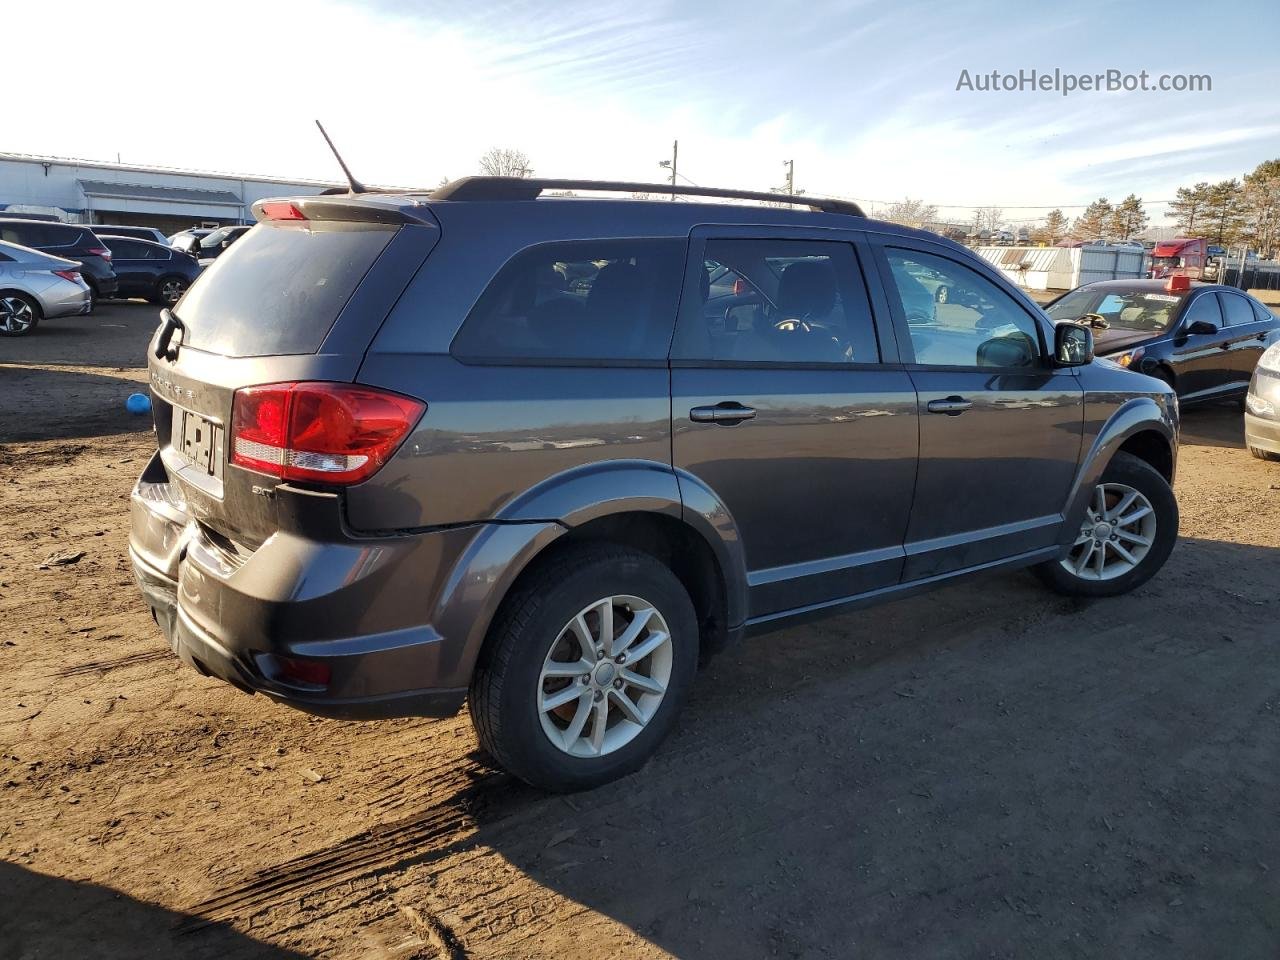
top-left (7, 0), bottom-right (1280, 225)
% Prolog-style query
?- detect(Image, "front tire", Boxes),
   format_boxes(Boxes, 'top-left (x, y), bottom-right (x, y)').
top-left (0, 292), bottom-right (42, 336)
top-left (469, 544), bottom-right (699, 792)
top-left (1034, 452), bottom-right (1178, 597)
top-left (1250, 445), bottom-right (1280, 462)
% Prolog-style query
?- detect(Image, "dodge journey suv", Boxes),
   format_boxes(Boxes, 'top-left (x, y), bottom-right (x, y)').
top-left (130, 179), bottom-right (1180, 791)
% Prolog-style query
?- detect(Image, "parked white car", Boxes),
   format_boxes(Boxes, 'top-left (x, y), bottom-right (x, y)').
top-left (0, 239), bottom-right (92, 336)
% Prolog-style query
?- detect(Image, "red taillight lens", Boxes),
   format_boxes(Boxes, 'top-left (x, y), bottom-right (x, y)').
top-left (261, 202), bottom-right (306, 221)
top-left (88, 246), bottom-right (112, 260)
top-left (230, 382), bottom-right (424, 485)
top-left (52, 269), bottom-right (81, 282)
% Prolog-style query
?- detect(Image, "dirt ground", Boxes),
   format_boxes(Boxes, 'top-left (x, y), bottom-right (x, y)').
top-left (2, 301), bottom-right (1278, 960)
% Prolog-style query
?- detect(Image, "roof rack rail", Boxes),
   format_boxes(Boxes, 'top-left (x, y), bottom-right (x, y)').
top-left (428, 177), bottom-right (865, 217)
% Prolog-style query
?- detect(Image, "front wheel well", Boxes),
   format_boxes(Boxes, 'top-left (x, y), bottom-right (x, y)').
top-left (1116, 430), bottom-right (1174, 482)
top-left (531, 512), bottom-right (730, 659)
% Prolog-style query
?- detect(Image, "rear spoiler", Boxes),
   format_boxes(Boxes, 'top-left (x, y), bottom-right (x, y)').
top-left (251, 195), bottom-right (436, 226)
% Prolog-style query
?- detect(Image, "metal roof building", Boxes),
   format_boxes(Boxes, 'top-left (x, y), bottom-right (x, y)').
top-left (0, 152), bottom-right (350, 233)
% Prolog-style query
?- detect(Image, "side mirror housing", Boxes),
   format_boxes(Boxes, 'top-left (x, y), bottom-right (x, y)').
top-left (1054, 322), bottom-right (1094, 367)
top-left (1186, 319), bottom-right (1219, 336)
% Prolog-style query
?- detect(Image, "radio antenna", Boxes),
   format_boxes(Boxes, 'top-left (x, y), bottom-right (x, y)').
top-left (315, 120), bottom-right (367, 194)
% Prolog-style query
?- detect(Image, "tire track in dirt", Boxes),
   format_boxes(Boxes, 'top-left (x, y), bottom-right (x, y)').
top-left (177, 767), bottom-right (522, 933)
top-left (54, 648), bottom-right (170, 678)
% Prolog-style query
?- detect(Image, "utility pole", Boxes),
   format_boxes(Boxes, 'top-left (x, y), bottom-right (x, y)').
top-left (783, 159), bottom-right (794, 195)
top-left (658, 140), bottom-right (678, 200)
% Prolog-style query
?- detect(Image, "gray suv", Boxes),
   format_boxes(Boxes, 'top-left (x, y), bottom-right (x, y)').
top-left (129, 180), bottom-right (1180, 791)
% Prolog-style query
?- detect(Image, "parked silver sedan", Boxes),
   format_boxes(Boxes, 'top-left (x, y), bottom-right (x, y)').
top-left (0, 239), bottom-right (92, 336)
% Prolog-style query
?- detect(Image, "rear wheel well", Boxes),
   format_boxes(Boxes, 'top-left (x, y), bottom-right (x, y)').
top-left (1116, 430), bottom-right (1174, 481)
top-left (509, 512), bottom-right (729, 661)
top-left (0, 289), bottom-right (41, 313)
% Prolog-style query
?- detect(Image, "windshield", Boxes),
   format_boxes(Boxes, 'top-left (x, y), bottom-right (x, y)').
top-left (1047, 288), bottom-right (1183, 333)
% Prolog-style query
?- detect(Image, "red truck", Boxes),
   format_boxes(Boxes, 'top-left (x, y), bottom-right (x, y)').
top-left (1149, 237), bottom-right (1208, 279)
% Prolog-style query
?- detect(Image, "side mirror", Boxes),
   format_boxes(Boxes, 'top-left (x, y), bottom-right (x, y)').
top-left (1186, 319), bottom-right (1218, 336)
top-left (1054, 322), bottom-right (1094, 367)
top-left (221, 240), bottom-right (232, 250)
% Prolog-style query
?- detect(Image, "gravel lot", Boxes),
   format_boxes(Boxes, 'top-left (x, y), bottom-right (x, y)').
top-left (2, 301), bottom-right (1278, 959)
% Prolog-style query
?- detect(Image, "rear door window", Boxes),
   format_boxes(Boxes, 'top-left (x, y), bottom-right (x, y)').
top-left (451, 238), bottom-right (685, 362)
top-left (176, 221), bottom-right (396, 357)
top-left (1219, 292), bottom-right (1255, 327)
top-left (107, 238), bottom-right (148, 259)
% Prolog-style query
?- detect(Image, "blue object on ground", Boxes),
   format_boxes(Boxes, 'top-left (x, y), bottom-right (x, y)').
top-left (126, 393), bottom-right (151, 415)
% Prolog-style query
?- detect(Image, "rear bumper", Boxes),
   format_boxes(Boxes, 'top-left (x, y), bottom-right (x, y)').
top-left (41, 282), bottom-right (92, 319)
top-left (128, 453), bottom-right (470, 720)
top-left (1245, 411), bottom-right (1280, 455)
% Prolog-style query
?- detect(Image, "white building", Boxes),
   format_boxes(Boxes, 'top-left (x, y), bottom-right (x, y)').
top-left (0, 152), bottom-right (351, 234)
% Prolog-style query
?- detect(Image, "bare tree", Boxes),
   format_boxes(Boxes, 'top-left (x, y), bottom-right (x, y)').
top-left (883, 197), bottom-right (939, 229)
top-left (978, 206), bottom-right (1004, 233)
top-left (479, 148), bottom-right (532, 178)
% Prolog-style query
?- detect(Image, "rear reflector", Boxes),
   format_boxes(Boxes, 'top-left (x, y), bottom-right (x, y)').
top-left (52, 269), bottom-right (81, 282)
top-left (230, 382), bottom-right (424, 485)
top-left (260, 201), bottom-right (307, 221)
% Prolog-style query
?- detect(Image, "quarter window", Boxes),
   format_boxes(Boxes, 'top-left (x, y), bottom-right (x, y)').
top-left (884, 249), bottom-right (1042, 368)
top-left (673, 238), bottom-right (878, 363)
top-left (451, 239), bottom-right (685, 362)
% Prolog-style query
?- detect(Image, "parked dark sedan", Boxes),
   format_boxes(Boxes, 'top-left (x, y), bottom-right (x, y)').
top-left (98, 236), bottom-right (201, 305)
top-left (1045, 277), bottom-right (1280, 403)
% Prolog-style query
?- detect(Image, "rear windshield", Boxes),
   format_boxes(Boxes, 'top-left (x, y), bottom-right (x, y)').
top-left (176, 221), bottom-right (395, 357)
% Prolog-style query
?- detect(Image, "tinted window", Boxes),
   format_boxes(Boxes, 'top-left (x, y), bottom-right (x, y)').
top-left (177, 221), bottom-right (394, 357)
top-left (673, 238), bottom-right (878, 363)
top-left (0, 223), bottom-right (70, 247)
top-left (106, 238), bottom-right (148, 259)
top-left (452, 238), bottom-right (685, 362)
top-left (1220, 293), bottom-right (1255, 327)
top-left (885, 248), bottom-right (1041, 368)
top-left (1182, 293), bottom-right (1223, 329)
top-left (143, 243), bottom-right (170, 261)
top-left (1254, 298), bottom-right (1276, 324)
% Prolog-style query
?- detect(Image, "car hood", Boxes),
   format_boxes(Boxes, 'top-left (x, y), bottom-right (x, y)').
top-left (1093, 327), bottom-right (1158, 356)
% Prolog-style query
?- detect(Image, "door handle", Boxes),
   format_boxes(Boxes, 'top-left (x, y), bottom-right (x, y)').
top-left (926, 396), bottom-right (972, 415)
top-left (690, 402), bottom-right (757, 424)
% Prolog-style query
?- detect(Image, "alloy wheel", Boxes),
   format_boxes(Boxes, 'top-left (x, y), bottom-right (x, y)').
top-left (1060, 481), bottom-right (1157, 581)
top-left (537, 595), bottom-right (673, 758)
top-left (160, 279), bottom-right (186, 305)
top-left (0, 296), bottom-right (35, 334)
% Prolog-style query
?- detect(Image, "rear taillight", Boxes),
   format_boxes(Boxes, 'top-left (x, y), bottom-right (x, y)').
top-left (88, 246), bottom-right (112, 261)
top-left (52, 269), bottom-right (81, 283)
top-left (230, 382), bottom-right (424, 485)
top-left (732, 278), bottom-right (749, 296)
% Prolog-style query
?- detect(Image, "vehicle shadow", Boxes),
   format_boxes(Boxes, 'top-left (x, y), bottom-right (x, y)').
top-left (0, 861), bottom-right (307, 960)
top-left (453, 534), bottom-right (1280, 959)
top-left (0, 363), bottom-right (151, 444)
top-left (0, 301), bottom-right (160, 369)
top-left (1178, 401), bottom-right (1246, 450)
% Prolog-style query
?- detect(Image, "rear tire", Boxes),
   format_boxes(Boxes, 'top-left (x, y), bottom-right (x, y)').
top-left (1250, 445), bottom-right (1280, 462)
top-left (1034, 452), bottom-right (1178, 598)
top-left (0, 292), bottom-right (41, 336)
top-left (150, 276), bottom-right (188, 306)
top-left (469, 544), bottom-right (699, 792)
